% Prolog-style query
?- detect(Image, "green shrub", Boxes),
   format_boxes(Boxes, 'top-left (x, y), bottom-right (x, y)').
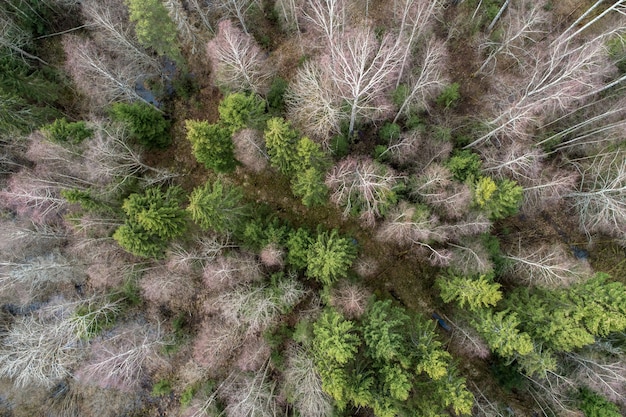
top-left (378, 123), bottom-right (401, 144)
top-left (180, 386), bottom-right (196, 407)
top-left (152, 379), bottom-right (172, 397)
top-left (267, 77), bottom-right (288, 114)
top-left (436, 83), bottom-right (460, 109)
top-left (110, 102), bottom-right (171, 148)
top-left (42, 118), bottom-right (92, 144)
top-left (445, 150), bottom-right (482, 182)
top-left (578, 388), bottom-right (622, 417)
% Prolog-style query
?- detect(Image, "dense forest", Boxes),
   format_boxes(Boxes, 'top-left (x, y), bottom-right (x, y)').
top-left (0, 0), bottom-right (625, 416)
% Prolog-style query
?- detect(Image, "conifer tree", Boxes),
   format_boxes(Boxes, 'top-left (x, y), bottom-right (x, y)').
top-left (218, 92), bottom-right (266, 133)
top-left (264, 117), bottom-right (299, 175)
top-left (472, 310), bottom-right (533, 358)
top-left (186, 120), bottom-right (237, 172)
top-left (126, 0), bottom-right (182, 61)
top-left (437, 273), bottom-right (503, 312)
top-left (187, 178), bottom-right (248, 233)
top-left (110, 102), bottom-right (171, 148)
top-left (306, 229), bottom-right (357, 286)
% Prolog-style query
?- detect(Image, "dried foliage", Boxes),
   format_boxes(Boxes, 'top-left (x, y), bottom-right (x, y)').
top-left (140, 269), bottom-right (198, 312)
top-left (221, 363), bottom-right (281, 417)
top-left (193, 318), bottom-right (244, 371)
top-left (202, 253), bottom-right (263, 292)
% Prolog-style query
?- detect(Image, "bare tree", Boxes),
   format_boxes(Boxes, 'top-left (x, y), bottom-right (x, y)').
top-left (163, 0), bottom-right (201, 53)
top-left (569, 151), bottom-right (626, 240)
top-left (80, 0), bottom-right (160, 71)
top-left (0, 300), bottom-right (86, 388)
top-left (235, 334), bottom-right (271, 372)
top-left (207, 19), bottom-right (271, 93)
top-left (221, 362), bottom-right (281, 417)
top-left (522, 168), bottom-right (579, 213)
top-left (411, 164), bottom-right (472, 219)
top-left (140, 269), bottom-right (198, 312)
top-left (232, 128), bottom-right (269, 173)
top-left (283, 346), bottom-right (333, 417)
top-left (448, 238), bottom-right (494, 276)
top-left (327, 26), bottom-right (404, 136)
top-left (302, 0), bottom-right (345, 47)
top-left (203, 253), bottom-right (263, 292)
top-left (555, 0), bottom-right (626, 48)
top-left (475, 3), bottom-right (548, 76)
top-left (77, 322), bottom-right (167, 391)
top-left (328, 281), bottom-right (371, 319)
top-left (286, 60), bottom-right (344, 143)
top-left (326, 157), bottom-right (402, 226)
top-left (393, 0), bottom-right (443, 84)
top-left (215, 277), bottom-right (306, 335)
top-left (62, 35), bottom-right (152, 108)
top-left (0, 250), bottom-right (86, 304)
top-left (274, 0), bottom-right (303, 33)
top-left (216, 0), bottom-right (262, 35)
top-left (503, 243), bottom-right (587, 288)
top-left (393, 39), bottom-right (447, 122)
top-left (187, 0), bottom-right (217, 34)
top-left (482, 142), bottom-right (546, 184)
top-left (466, 36), bottom-right (613, 148)
top-left (193, 318), bottom-right (244, 371)
top-left (565, 350), bottom-right (626, 404)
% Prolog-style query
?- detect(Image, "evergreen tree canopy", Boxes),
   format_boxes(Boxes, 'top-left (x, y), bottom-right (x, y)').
top-left (187, 178), bottom-right (248, 233)
top-left (306, 229), bottom-right (357, 286)
top-left (110, 102), bottom-right (171, 148)
top-left (264, 117), bottom-right (299, 175)
top-left (437, 273), bottom-right (502, 311)
top-left (218, 92), bottom-right (266, 133)
top-left (126, 0), bottom-right (181, 61)
top-left (186, 120), bottom-right (237, 173)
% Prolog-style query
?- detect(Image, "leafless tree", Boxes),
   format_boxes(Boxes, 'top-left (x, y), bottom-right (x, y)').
top-left (62, 35), bottom-right (152, 109)
top-left (393, 0), bottom-right (443, 84)
top-left (232, 128), bottom-right (269, 172)
top-left (81, 121), bottom-right (178, 190)
top-left (383, 129), bottom-right (453, 169)
top-left (140, 269), bottom-right (198, 312)
top-left (193, 317), bottom-right (244, 371)
top-left (393, 39), bottom-right (447, 122)
top-left (521, 168), bottom-right (579, 213)
top-left (274, 0), bottom-right (303, 33)
top-left (569, 151), bottom-right (626, 240)
top-left (0, 169), bottom-right (69, 224)
top-left (235, 334), bottom-right (271, 372)
top-left (221, 362), bottom-right (281, 417)
top-left (286, 60), bottom-right (344, 144)
top-left (446, 316), bottom-right (491, 360)
top-left (166, 235), bottom-right (230, 273)
top-left (302, 0), bottom-right (345, 47)
top-left (207, 19), bottom-right (271, 93)
top-left (448, 238), bottom-right (494, 276)
top-left (475, 3), bottom-right (548, 76)
top-left (259, 243), bottom-right (284, 269)
top-left (328, 281), bottom-right (371, 319)
top-left (203, 253), bottom-right (263, 292)
top-left (466, 36), bottom-right (613, 148)
top-left (283, 346), bottom-right (333, 417)
top-left (0, 300), bottom-right (86, 388)
top-left (327, 26), bottom-right (404, 136)
top-left (216, 0), bottom-right (262, 35)
top-left (0, 9), bottom-right (47, 65)
top-left (164, 0), bottom-right (202, 53)
top-left (482, 142), bottom-right (546, 184)
top-left (566, 350), bottom-right (626, 404)
top-left (555, 0), bottom-right (626, 48)
top-left (80, 0), bottom-right (161, 71)
top-left (215, 277), bottom-right (306, 335)
top-left (0, 250), bottom-right (86, 304)
top-left (326, 157), bottom-right (402, 226)
top-left (411, 164), bottom-right (472, 219)
top-left (77, 322), bottom-right (167, 391)
top-left (187, 0), bottom-right (217, 34)
top-left (503, 243), bottom-right (587, 288)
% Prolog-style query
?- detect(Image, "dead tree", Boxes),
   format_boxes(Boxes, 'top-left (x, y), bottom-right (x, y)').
top-left (326, 157), bottom-right (402, 226)
top-left (302, 0), bottom-right (345, 48)
top-left (286, 60), bottom-right (343, 143)
top-left (466, 36), bottom-right (613, 148)
top-left (62, 35), bottom-right (150, 108)
top-left (327, 26), bottom-right (404, 137)
top-left (216, 0), bottom-right (262, 35)
top-left (503, 243), bottom-right (587, 288)
top-left (475, 3), bottom-right (547, 76)
top-left (207, 19), bottom-right (271, 94)
top-left (163, 0), bottom-right (201, 53)
top-left (393, 39), bottom-right (447, 122)
top-left (482, 142), bottom-right (546, 184)
top-left (569, 151), bottom-right (626, 240)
